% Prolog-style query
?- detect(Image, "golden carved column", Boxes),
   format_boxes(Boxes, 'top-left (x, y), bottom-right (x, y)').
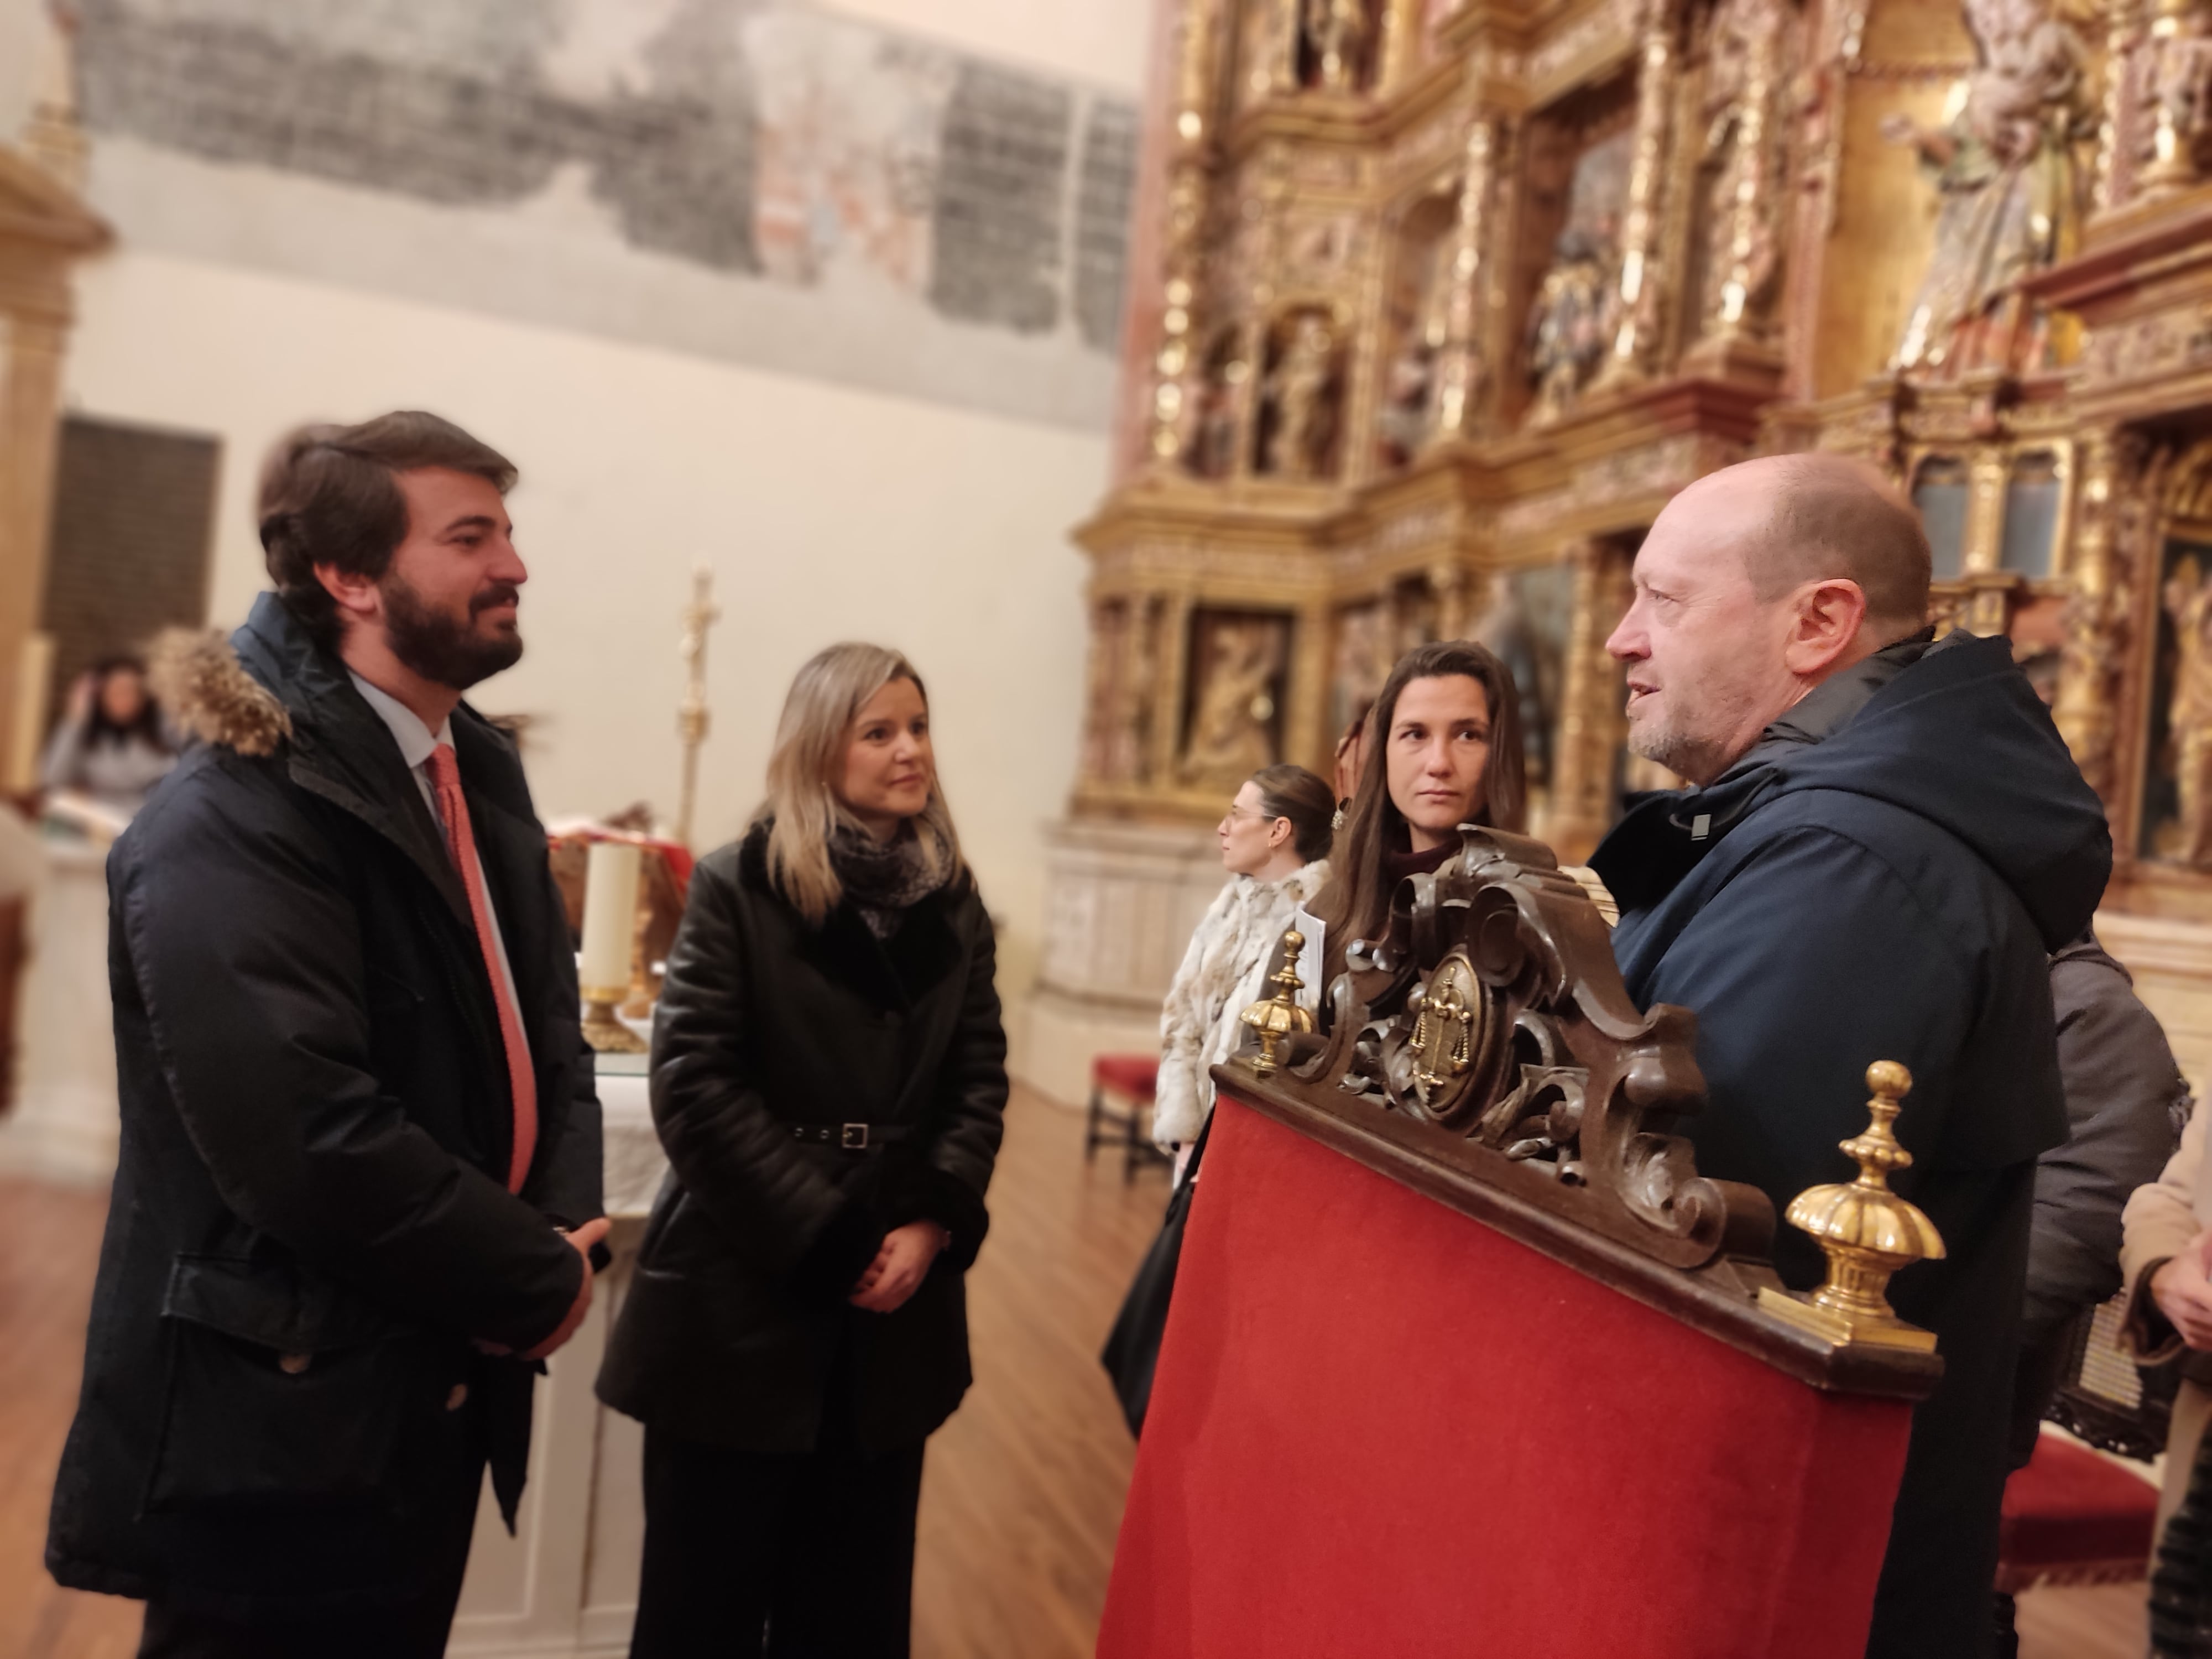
top-left (2137, 0), bottom-right (2212, 201)
top-left (1546, 540), bottom-right (1631, 863)
top-left (2053, 431), bottom-right (2134, 805)
top-left (1594, 0), bottom-right (1679, 392)
top-left (1432, 559), bottom-right (1472, 641)
top-left (1692, 0), bottom-right (1781, 355)
top-left (1149, 592), bottom-right (1197, 783)
top-left (1957, 447), bottom-right (2018, 637)
top-left (1376, 0), bottom-right (1426, 89)
top-left (1430, 113), bottom-right (1500, 444)
top-left (1285, 598), bottom-right (1334, 771)
top-left (2095, 0), bottom-right (2145, 213)
top-left (1144, 0), bottom-right (1224, 465)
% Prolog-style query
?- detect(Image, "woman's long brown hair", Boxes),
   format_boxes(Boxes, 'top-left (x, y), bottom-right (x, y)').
top-left (1309, 640), bottom-right (1527, 988)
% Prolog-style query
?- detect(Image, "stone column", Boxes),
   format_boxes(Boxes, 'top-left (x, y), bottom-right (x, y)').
top-left (1546, 540), bottom-right (1631, 862)
top-left (1429, 113), bottom-right (1501, 444)
top-left (1594, 0), bottom-right (1679, 392)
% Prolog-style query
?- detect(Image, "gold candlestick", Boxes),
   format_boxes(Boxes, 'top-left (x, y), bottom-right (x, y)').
top-left (581, 984), bottom-right (646, 1053)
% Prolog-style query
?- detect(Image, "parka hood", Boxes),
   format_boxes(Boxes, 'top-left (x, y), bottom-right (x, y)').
top-left (1595, 633), bottom-right (2111, 953)
top-left (1712, 632), bottom-right (2110, 950)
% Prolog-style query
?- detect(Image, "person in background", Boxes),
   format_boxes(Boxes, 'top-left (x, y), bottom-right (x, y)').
top-left (598, 641), bottom-right (1006, 1659)
top-left (2121, 1086), bottom-right (2212, 1655)
top-left (1310, 639), bottom-right (1527, 998)
top-left (1590, 453), bottom-right (2109, 1659)
top-left (1154, 764), bottom-right (1335, 1177)
top-left (45, 413), bottom-right (607, 1657)
top-left (39, 654), bottom-right (177, 815)
top-left (1990, 933), bottom-right (2190, 1655)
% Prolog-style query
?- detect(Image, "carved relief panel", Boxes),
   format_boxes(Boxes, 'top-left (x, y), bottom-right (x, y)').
top-left (1179, 608), bottom-right (1295, 785)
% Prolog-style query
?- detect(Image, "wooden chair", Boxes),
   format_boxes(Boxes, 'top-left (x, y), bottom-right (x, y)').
top-left (1084, 1054), bottom-right (1169, 1181)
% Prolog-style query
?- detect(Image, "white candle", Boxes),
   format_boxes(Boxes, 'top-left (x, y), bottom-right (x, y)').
top-left (579, 839), bottom-right (642, 996)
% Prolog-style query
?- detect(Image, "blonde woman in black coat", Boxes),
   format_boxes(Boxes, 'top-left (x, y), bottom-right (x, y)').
top-left (598, 642), bottom-right (1006, 1658)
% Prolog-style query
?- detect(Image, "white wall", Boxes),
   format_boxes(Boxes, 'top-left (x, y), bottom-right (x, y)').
top-left (59, 250), bottom-right (1103, 998)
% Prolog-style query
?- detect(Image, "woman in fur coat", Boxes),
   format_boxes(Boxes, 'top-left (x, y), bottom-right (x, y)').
top-left (1152, 763), bottom-right (1336, 1166)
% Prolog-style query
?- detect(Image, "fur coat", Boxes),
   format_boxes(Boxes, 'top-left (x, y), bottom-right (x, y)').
top-left (1153, 860), bottom-right (1329, 1150)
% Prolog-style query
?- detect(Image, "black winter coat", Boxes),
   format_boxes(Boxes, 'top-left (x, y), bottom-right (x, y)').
top-left (46, 594), bottom-right (602, 1618)
top-left (596, 826), bottom-right (1007, 1455)
top-left (1592, 633), bottom-right (2111, 1659)
top-left (2008, 936), bottom-right (2192, 1459)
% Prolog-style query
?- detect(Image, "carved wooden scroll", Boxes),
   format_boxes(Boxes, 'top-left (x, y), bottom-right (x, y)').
top-left (1293, 823), bottom-right (1773, 1272)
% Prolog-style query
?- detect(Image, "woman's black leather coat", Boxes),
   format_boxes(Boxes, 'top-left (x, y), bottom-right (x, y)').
top-left (597, 826), bottom-right (1007, 1454)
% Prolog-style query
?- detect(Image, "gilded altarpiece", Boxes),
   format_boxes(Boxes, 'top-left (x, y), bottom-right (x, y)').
top-left (1036, 0), bottom-right (2212, 1101)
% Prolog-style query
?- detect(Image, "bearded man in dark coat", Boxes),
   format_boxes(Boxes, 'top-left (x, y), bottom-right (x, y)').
top-left (1589, 453), bottom-right (2111, 1659)
top-left (45, 412), bottom-right (607, 1658)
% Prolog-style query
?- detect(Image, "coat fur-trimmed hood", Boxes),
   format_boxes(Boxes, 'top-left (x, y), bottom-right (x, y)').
top-left (1152, 859), bottom-right (1329, 1149)
top-left (147, 627), bottom-right (291, 758)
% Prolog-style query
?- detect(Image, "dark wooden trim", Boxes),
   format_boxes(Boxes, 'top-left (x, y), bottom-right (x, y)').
top-left (1215, 1071), bottom-right (1943, 1402)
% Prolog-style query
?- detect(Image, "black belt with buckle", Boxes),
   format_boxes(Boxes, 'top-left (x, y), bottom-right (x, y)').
top-left (791, 1123), bottom-right (914, 1151)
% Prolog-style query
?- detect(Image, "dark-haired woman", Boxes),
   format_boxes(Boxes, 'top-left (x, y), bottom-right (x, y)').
top-left (39, 656), bottom-right (176, 816)
top-left (1154, 763), bottom-right (1336, 1171)
top-left (598, 641), bottom-right (1005, 1659)
top-left (1310, 640), bottom-right (1527, 994)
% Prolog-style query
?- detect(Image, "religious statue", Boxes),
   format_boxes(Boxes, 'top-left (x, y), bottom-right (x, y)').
top-left (1882, 0), bottom-right (2093, 378)
top-left (2164, 553), bottom-right (2212, 865)
top-left (1260, 313), bottom-right (1340, 481)
top-left (1179, 618), bottom-right (1286, 784)
top-left (1526, 229), bottom-right (1611, 427)
top-left (1375, 336), bottom-right (1437, 468)
top-left (1302, 0), bottom-right (1373, 91)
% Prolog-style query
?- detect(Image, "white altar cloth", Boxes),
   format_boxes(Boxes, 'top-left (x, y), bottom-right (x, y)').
top-left (450, 1054), bottom-right (668, 1657)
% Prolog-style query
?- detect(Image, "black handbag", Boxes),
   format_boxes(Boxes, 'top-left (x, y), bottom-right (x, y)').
top-left (1100, 1114), bottom-right (1211, 1437)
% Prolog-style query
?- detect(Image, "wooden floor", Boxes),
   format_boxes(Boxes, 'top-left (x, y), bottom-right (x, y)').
top-left (0, 1093), bottom-right (2158, 1658)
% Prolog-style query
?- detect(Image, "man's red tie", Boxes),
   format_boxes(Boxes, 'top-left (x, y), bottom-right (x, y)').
top-left (426, 743), bottom-right (538, 1193)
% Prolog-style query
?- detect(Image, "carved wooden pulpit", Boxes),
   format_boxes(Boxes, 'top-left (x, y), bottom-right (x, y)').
top-left (1098, 828), bottom-right (1942, 1659)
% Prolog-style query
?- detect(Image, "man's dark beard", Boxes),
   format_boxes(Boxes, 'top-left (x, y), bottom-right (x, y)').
top-left (381, 572), bottom-right (524, 691)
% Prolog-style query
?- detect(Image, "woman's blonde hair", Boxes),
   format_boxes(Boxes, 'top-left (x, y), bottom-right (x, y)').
top-left (756, 641), bottom-right (964, 924)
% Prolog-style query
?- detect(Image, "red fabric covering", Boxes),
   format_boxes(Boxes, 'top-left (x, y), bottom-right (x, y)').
top-left (1099, 1094), bottom-right (1917, 1659)
top-left (1093, 1053), bottom-right (1160, 1102)
top-left (1996, 1434), bottom-right (2156, 1589)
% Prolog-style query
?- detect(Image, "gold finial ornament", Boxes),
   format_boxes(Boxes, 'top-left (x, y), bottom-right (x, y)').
top-left (1239, 928), bottom-right (1317, 1078)
top-left (1756, 1062), bottom-right (1947, 1353)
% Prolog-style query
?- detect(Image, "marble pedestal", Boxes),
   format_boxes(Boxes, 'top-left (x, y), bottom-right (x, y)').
top-left (1016, 817), bottom-right (1225, 1107)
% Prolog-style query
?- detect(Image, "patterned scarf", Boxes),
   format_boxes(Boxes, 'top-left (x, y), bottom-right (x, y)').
top-left (829, 822), bottom-right (954, 938)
